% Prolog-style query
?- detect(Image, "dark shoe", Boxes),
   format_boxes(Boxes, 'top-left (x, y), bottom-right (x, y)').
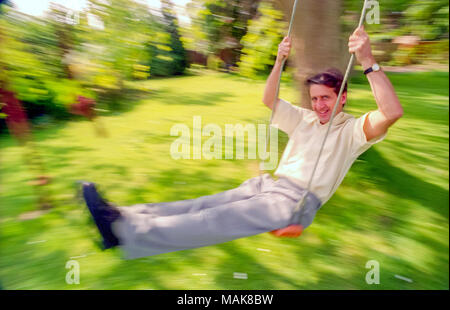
top-left (82, 182), bottom-right (121, 249)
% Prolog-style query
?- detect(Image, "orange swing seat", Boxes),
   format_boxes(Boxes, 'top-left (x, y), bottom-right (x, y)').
top-left (270, 224), bottom-right (304, 238)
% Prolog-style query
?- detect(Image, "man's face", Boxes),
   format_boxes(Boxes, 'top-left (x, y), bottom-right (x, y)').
top-left (309, 84), bottom-right (347, 124)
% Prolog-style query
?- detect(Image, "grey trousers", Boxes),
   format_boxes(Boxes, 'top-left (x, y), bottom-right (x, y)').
top-left (112, 174), bottom-right (322, 259)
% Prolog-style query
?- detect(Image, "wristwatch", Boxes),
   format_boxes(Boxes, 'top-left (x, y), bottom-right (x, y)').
top-left (364, 63), bottom-right (381, 75)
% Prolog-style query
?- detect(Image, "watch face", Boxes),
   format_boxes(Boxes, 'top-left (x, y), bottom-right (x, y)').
top-left (373, 63), bottom-right (380, 71)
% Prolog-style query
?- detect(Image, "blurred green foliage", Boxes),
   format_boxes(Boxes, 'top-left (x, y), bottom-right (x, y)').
top-left (183, 0), bottom-right (261, 72)
top-left (0, 6), bottom-right (82, 119)
top-left (345, 0), bottom-right (449, 66)
top-left (0, 0), bottom-right (188, 126)
top-left (187, 0), bottom-right (259, 54)
top-left (0, 0), bottom-right (448, 129)
top-left (401, 0), bottom-right (448, 40)
top-left (238, 1), bottom-right (288, 79)
top-left (344, 0), bottom-right (448, 41)
top-left (237, 0), bottom-right (449, 79)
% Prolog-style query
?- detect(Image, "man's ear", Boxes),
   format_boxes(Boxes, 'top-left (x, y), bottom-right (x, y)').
top-left (341, 92), bottom-right (347, 107)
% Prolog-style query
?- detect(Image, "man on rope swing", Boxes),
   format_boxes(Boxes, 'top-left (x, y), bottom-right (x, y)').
top-left (81, 26), bottom-right (403, 259)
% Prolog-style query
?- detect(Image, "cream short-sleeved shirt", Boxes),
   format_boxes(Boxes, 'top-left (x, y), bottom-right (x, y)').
top-left (272, 98), bottom-right (386, 204)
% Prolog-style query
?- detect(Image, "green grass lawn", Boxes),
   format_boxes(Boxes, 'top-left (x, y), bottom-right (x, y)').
top-left (0, 69), bottom-right (448, 289)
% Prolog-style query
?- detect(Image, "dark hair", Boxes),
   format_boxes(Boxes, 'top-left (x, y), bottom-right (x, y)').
top-left (305, 68), bottom-right (347, 95)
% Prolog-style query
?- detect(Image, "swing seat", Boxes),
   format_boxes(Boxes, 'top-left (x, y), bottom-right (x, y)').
top-left (270, 224), bottom-right (304, 238)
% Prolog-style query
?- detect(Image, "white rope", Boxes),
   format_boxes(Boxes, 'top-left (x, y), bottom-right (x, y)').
top-left (260, 0), bottom-right (300, 170)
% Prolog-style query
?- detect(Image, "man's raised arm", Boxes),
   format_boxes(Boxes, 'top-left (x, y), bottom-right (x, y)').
top-left (349, 26), bottom-right (404, 141)
top-left (263, 36), bottom-right (292, 110)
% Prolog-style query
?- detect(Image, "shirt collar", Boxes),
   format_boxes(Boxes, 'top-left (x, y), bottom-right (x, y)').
top-left (315, 111), bottom-right (353, 127)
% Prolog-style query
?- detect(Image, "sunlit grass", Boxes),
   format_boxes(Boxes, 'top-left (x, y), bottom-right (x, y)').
top-left (0, 69), bottom-right (448, 289)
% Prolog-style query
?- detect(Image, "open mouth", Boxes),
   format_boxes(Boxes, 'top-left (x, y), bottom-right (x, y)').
top-left (318, 110), bottom-right (329, 117)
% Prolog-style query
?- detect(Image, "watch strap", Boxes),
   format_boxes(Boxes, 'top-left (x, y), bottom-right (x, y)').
top-left (364, 67), bottom-right (374, 75)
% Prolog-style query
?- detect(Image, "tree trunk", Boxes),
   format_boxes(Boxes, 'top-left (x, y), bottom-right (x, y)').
top-left (274, 0), bottom-right (345, 109)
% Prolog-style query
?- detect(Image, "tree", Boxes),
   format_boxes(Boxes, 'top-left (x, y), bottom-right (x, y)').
top-left (186, 0), bottom-right (261, 61)
top-left (0, 0), bottom-right (12, 13)
top-left (344, 0), bottom-right (448, 41)
top-left (402, 0), bottom-right (448, 40)
top-left (77, 0), bottom-right (155, 106)
top-left (275, 0), bottom-right (344, 109)
top-left (238, 0), bottom-right (287, 79)
top-left (149, 0), bottom-right (188, 76)
top-left (46, 3), bottom-right (78, 79)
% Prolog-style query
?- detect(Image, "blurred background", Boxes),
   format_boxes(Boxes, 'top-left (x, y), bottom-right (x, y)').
top-left (0, 0), bottom-right (448, 289)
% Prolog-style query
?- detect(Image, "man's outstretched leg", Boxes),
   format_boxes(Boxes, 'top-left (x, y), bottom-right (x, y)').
top-left (111, 186), bottom-right (307, 259)
top-left (81, 175), bottom-right (271, 251)
top-left (117, 174), bottom-right (272, 217)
